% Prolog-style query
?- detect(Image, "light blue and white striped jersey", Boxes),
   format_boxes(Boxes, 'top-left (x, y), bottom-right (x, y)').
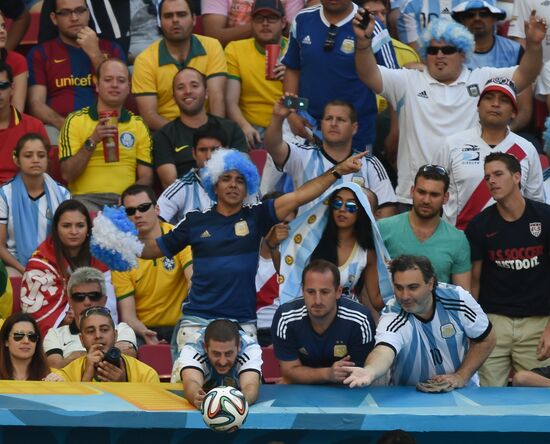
top-left (0, 177), bottom-right (70, 260)
top-left (283, 142), bottom-right (396, 214)
top-left (376, 283), bottom-right (491, 386)
top-left (157, 169), bottom-right (214, 225)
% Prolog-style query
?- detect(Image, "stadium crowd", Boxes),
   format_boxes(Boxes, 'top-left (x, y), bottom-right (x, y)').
top-left (1, 0), bottom-right (550, 407)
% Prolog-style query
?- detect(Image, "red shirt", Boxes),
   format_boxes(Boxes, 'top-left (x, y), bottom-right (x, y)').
top-left (0, 107), bottom-right (49, 185)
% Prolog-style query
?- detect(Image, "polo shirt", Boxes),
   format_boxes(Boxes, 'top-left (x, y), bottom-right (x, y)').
top-left (132, 35), bottom-right (227, 121)
top-left (379, 65), bottom-right (516, 203)
top-left (58, 104), bottom-right (153, 195)
top-left (152, 114), bottom-right (247, 176)
top-left (225, 37), bottom-right (287, 128)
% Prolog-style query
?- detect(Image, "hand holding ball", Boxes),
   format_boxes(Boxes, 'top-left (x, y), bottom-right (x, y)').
top-left (201, 386), bottom-right (249, 432)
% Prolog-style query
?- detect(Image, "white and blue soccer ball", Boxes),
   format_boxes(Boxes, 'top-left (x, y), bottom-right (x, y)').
top-left (201, 386), bottom-right (249, 432)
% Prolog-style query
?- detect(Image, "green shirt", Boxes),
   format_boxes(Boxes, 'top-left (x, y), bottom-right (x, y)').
top-left (378, 212), bottom-right (471, 283)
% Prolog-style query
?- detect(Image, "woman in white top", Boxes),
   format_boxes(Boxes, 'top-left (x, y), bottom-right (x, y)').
top-left (0, 133), bottom-right (69, 276)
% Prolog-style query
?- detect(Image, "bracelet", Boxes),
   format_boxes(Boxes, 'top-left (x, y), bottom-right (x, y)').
top-left (330, 167), bottom-right (342, 179)
top-left (356, 44), bottom-right (370, 50)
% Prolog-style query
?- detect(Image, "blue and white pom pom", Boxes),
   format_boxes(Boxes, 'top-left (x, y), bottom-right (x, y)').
top-left (544, 117), bottom-right (550, 155)
top-left (201, 148), bottom-right (260, 205)
top-left (90, 206), bottom-right (144, 271)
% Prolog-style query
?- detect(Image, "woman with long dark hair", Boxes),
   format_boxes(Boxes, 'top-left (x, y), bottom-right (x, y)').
top-left (20, 199), bottom-right (118, 335)
top-left (0, 134), bottom-right (69, 276)
top-left (0, 312), bottom-right (49, 380)
top-left (278, 183), bottom-right (392, 315)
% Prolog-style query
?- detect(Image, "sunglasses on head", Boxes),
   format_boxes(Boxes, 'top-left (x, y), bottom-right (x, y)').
top-left (12, 332), bottom-right (39, 343)
top-left (331, 199), bottom-right (359, 213)
top-left (420, 164), bottom-right (449, 177)
top-left (324, 24), bottom-right (338, 52)
top-left (71, 291), bottom-right (103, 303)
top-left (426, 46), bottom-right (459, 56)
top-left (0, 81), bottom-right (11, 90)
top-left (124, 202), bottom-right (154, 216)
top-left (81, 306), bottom-right (111, 318)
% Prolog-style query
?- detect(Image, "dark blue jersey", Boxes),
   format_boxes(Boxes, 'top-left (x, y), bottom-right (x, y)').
top-left (272, 297), bottom-right (375, 368)
top-left (157, 200), bottom-right (278, 322)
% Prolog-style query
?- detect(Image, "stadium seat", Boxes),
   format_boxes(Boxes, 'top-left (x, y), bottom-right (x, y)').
top-left (250, 149), bottom-right (268, 177)
top-left (534, 98), bottom-right (549, 136)
top-left (10, 276), bottom-right (22, 314)
top-left (540, 154), bottom-right (549, 170)
top-left (138, 343), bottom-right (173, 382)
top-left (261, 346), bottom-right (281, 383)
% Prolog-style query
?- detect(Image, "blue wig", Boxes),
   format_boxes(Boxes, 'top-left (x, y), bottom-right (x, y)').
top-left (200, 148), bottom-right (260, 205)
top-left (418, 18), bottom-right (474, 62)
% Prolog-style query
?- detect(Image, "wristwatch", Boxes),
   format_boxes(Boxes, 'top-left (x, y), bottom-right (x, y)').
top-left (84, 138), bottom-right (96, 152)
top-left (330, 167), bottom-right (342, 179)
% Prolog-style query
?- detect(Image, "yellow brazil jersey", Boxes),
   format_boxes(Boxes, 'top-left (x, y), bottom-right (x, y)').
top-left (225, 37), bottom-right (287, 128)
top-left (112, 222), bottom-right (192, 328)
top-left (54, 354), bottom-right (160, 383)
top-left (59, 104), bottom-right (153, 195)
top-left (132, 35), bottom-right (227, 121)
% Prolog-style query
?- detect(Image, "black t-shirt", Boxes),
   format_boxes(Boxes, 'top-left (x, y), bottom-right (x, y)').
top-left (466, 199), bottom-right (550, 317)
top-left (152, 115), bottom-right (248, 176)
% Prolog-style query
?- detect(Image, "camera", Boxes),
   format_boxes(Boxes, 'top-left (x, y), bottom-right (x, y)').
top-left (103, 346), bottom-right (121, 367)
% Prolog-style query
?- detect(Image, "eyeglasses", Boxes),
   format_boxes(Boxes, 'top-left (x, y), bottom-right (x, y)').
top-left (252, 14), bottom-right (281, 24)
top-left (71, 291), bottom-right (103, 303)
top-left (462, 9), bottom-right (492, 19)
top-left (12, 332), bottom-right (39, 343)
top-left (485, 76), bottom-right (517, 92)
top-left (420, 164), bottom-right (449, 177)
top-left (324, 24), bottom-right (338, 52)
top-left (331, 199), bottom-right (359, 213)
top-left (0, 81), bottom-right (11, 90)
top-left (124, 202), bottom-right (154, 216)
top-left (426, 46), bottom-right (459, 56)
top-left (81, 306), bottom-right (111, 318)
top-left (55, 6), bottom-right (88, 17)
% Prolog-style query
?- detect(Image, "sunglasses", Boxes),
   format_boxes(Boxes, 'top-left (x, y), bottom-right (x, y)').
top-left (426, 46), bottom-right (459, 56)
top-left (462, 9), bottom-right (492, 19)
top-left (420, 164), bottom-right (449, 177)
top-left (0, 81), bottom-right (11, 90)
top-left (71, 291), bottom-right (103, 302)
top-left (82, 306), bottom-right (111, 318)
top-left (331, 199), bottom-right (359, 213)
top-left (125, 202), bottom-right (154, 216)
top-left (324, 24), bottom-right (338, 52)
top-left (252, 14), bottom-right (281, 24)
top-left (12, 332), bottom-right (39, 343)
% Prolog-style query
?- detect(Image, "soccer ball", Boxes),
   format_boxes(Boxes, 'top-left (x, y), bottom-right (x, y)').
top-left (201, 386), bottom-right (249, 432)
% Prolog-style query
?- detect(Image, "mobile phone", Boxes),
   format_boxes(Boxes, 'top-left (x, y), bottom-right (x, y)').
top-left (358, 10), bottom-right (371, 30)
top-left (283, 96), bottom-right (309, 111)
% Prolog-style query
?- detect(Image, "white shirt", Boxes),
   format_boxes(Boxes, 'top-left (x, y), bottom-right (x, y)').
top-left (379, 65), bottom-right (516, 203)
top-left (283, 142), bottom-right (396, 214)
top-left (435, 126), bottom-right (545, 226)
